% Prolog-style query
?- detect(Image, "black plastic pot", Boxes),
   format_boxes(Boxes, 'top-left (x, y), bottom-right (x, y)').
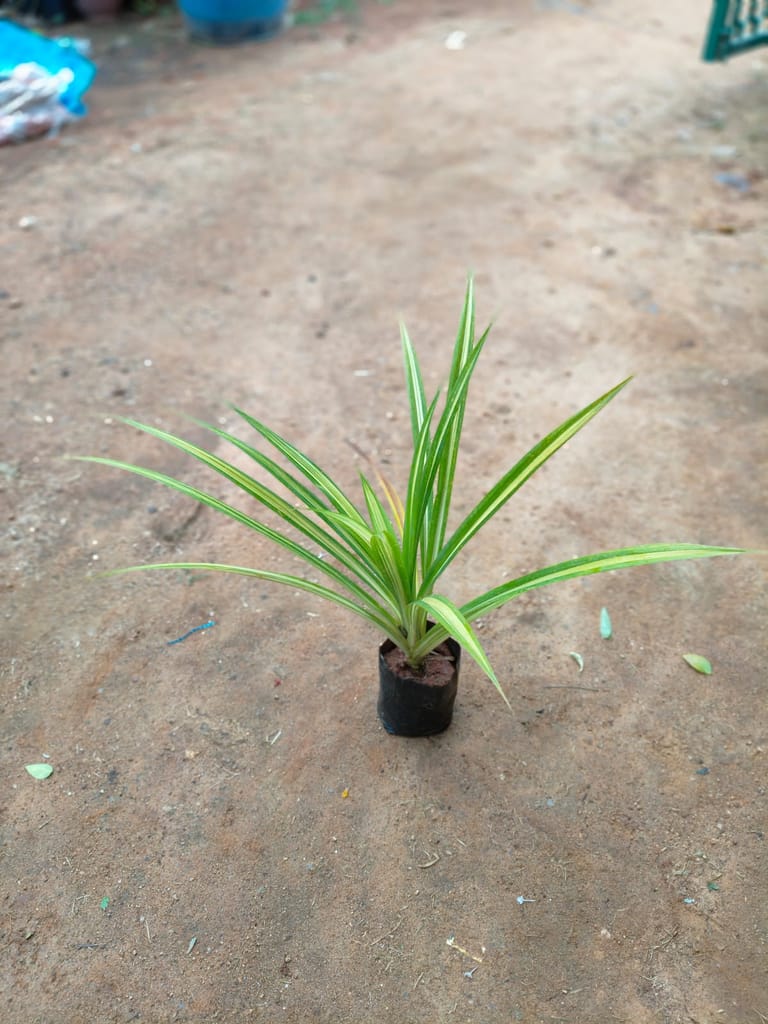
top-left (377, 635), bottom-right (461, 737)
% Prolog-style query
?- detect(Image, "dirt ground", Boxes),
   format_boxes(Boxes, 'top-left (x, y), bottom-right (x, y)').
top-left (2, 1), bottom-right (767, 1021)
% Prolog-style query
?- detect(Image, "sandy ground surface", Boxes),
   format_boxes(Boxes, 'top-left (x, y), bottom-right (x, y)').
top-left (2, 1), bottom-right (767, 1021)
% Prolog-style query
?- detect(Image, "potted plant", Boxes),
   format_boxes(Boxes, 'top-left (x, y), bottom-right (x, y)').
top-left (74, 281), bottom-right (748, 735)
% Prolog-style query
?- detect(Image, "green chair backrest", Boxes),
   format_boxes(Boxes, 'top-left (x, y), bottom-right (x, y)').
top-left (702, 0), bottom-right (768, 60)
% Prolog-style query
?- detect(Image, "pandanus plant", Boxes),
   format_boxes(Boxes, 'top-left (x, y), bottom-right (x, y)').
top-left (74, 280), bottom-right (746, 732)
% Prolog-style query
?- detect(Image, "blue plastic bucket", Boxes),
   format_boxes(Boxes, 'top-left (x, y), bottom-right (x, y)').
top-left (178, 0), bottom-right (289, 43)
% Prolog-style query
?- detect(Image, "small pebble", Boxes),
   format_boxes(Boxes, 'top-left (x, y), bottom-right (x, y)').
top-left (445, 30), bottom-right (467, 49)
top-left (714, 171), bottom-right (750, 193)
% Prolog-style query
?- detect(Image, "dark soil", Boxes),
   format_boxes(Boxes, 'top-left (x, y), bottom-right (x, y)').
top-left (383, 640), bottom-right (457, 687)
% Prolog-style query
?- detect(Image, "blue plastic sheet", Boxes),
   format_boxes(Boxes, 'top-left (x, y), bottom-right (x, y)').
top-left (1, 19), bottom-right (96, 142)
top-left (0, 19), bottom-right (95, 115)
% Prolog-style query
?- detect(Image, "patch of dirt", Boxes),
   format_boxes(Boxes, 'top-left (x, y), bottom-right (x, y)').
top-left (1, 2), bottom-right (766, 1022)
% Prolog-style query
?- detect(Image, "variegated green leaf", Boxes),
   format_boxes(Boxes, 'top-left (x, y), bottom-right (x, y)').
top-left (463, 545), bottom-right (744, 621)
top-left (414, 594), bottom-right (510, 707)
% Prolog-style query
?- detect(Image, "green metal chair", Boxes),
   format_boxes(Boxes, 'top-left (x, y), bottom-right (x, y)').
top-left (703, 0), bottom-right (768, 60)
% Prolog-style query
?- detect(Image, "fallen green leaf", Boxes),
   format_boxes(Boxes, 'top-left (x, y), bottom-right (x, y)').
top-left (600, 607), bottom-right (612, 639)
top-left (683, 653), bottom-right (712, 675)
top-left (25, 763), bottom-right (53, 780)
top-left (568, 651), bottom-right (584, 672)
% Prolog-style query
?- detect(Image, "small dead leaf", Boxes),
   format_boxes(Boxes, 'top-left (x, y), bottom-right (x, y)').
top-left (683, 653), bottom-right (712, 675)
top-left (600, 607), bottom-right (612, 639)
top-left (568, 652), bottom-right (584, 672)
top-left (25, 763), bottom-right (53, 780)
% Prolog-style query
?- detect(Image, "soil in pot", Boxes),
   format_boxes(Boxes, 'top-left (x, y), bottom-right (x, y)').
top-left (378, 636), bottom-right (461, 737)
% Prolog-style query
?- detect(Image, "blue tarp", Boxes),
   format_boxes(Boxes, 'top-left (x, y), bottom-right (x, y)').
top-left (0, 19), bottom-right (95, 115)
